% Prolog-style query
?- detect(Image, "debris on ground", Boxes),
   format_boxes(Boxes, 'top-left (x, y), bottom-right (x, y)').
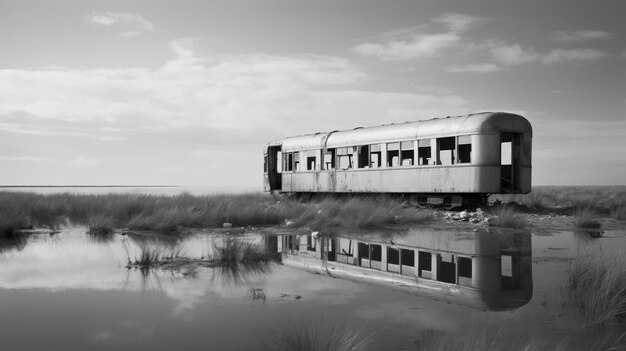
top-left (444, 208), bottom-right (490, 224)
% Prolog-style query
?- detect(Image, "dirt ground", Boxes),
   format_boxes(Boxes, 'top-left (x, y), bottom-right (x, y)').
top-left (430, 206), bottom-right (626, 234)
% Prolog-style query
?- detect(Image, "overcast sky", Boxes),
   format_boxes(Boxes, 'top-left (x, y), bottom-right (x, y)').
top-left (1, 0), bottom-right (624, 188)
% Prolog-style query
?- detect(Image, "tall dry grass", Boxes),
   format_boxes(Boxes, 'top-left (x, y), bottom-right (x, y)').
top-left (573, 206), bottom-right (601, 229)
top-left (504, 186), bottom-right (626, 213)
top-left (291, 196), bottom-right (435, 233)
top-left (0, 191), bottom-right (433, 234)
top-left (489, 205), bottom-right (527, 229)
top-left (564, 252), bottom-right (626, 327)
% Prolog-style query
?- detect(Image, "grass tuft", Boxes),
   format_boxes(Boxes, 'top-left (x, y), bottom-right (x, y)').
top-left (564, 252), bottom-right (626, 326)
top-left (264, 317), bottom-right (373, 351)
top-left (574, 206), bottom-right (601, 229)
top-left (610, 204), bottom-right (626, 220)
top-left (213, 238), bottom-right (279, 264)
top-left (489, 205), bottom-right (527, 229)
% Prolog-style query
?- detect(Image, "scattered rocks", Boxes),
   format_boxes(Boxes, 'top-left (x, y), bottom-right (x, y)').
top-left (445, 208), bottom-right (489, 224)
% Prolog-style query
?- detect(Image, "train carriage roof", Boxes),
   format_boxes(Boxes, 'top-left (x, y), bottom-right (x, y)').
top-left (267, 112), bottom-right (531, 153)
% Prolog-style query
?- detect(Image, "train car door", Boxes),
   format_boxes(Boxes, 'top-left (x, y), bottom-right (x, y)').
top-left (267, 145), bottom-right (282, 191)
top-left (500, 132), bottom-right (522, 192)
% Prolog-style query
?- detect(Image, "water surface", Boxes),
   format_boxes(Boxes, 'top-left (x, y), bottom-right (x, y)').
top-left (1, 227), bottom-right (624, 350)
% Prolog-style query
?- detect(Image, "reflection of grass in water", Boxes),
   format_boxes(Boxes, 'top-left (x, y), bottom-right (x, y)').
top-left (489, 205), bottom-right (527, 229)
top-left (574, 206), bottom-right (601, 229)
top-left (264, 317), bottom-right (373, 351)
top-left (211, 238), bottom-right (279, 286)
top-left (124, 236), bottom-right (279, 287)
top-left (565, 252), bottom-right (626, 327)
top-left (0, 232), bottom-right (31, 254)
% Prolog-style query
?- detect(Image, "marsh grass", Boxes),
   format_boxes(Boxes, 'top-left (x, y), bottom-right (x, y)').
top-left (0, 191), bottom-right (435, 234)
top-left (0, 191), bottom-right (291, 233)
top-left (502, 186), bottom-right (626, 213)
top-left (610, 204), bottom-right (626, 220)
top-left (565, 252), bottom-right (626, 326)
top-left (264, 317), bottom-right (373, 351)
top-left (0, 207), bottom-right (31, 236)
top-left (489, 205), bottom-right (527, 229)
top-left (87, 214), bottom-right (116, 236)
top-left (574, 206), bottom-right (601, 229)
top-left (291, 196), bottom-right (435, 233)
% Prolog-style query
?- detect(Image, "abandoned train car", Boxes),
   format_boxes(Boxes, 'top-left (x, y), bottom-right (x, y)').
top-left (263, 112), bottom-right (532, 208)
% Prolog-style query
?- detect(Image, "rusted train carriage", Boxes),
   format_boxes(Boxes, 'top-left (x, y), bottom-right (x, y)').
top-left (263, 112), bottom-right (532, 208)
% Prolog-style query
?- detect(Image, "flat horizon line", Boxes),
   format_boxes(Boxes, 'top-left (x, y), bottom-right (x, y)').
top-left (0, 185), bottom-right (181, 188)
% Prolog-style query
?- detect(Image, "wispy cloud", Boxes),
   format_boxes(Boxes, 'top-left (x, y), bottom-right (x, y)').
top-left (0, 38), bottom-right (468, 147)
top-left (352, 13), bottom-right (485, 61)
top-left (447, 63), bottom-right (501, 73)
top-left (432, 13), bottom-right (487, 33)
top-left (490, 43), bottom-right (608, 65)
top-left (69, 155), bottom-right (102, 168)
top-left (86, 12), bottom-right (154, 37)
top-left (549, 30), bottom-right (612, 43)
top-left (353, 33), bottom-right (460, 60)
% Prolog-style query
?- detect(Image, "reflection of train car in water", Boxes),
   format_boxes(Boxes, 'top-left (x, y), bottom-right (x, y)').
top-left (263, 112), bottom-right (532, 208)
top-left (267, 229), bottom-right (532, 311)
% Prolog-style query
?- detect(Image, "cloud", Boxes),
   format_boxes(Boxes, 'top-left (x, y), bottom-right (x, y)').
top-left (0, 39), bottom-right (468, 148)
top-left (490, 44), bottom-right (540, 65)
top-left (549, 30), bottom-right (612, 43)
top-left (86, 12), bottom-right (154, 36)
top-left (446, 63), bottom-right (501, 73)
top-left (433, 13), bottom-right (486, 33)
top-left (353, 33), bottom-right (460, 60)
top-left (490, 43), bottom-right (608, 65)
top-left (352, 13), bottom-right (486, 61)
top-left (541, 48), bottom-right (608, 64)
top-left (69, 155), bottom-right (102, 168)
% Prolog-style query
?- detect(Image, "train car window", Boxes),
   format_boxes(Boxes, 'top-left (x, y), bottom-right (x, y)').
top-left (458, 135), bottom-right (472, 164)
top-left (293, 152), bottom-right (300, 171)
top-left (400, 141), bottom-right (414, 166)
top-left (338, 155), bottom-right (352, 169)
top-left (336, 147), bottom-right (353, 170)
top-left (307, 157), bottom-right (316, 170)
top-left (401, 249), bottom-right (415, 267)
top-left (418, 139), bottom-right (431, 165)
top-left (357, 145), bottom-right (369, 168)
top-left (323, 149), bottom-right (335, 170)
top-left (418, 251), bottom-right (432, 279)
top-left (283, 152), bottom-right (294, 172)
top-left (370, 144), bottom-right (382, 168)
top-left (276, 151), bottom-right (282, 173)
top-left (387, 247), bottom-right (399, 265)
top-left (387, 142), bottom-right (400, 167)
top-left (437, 137), bottom-right (455, 165)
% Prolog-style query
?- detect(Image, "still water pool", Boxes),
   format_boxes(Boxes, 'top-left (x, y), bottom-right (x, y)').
top-left (1, 227), bottom-right (624, 350)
